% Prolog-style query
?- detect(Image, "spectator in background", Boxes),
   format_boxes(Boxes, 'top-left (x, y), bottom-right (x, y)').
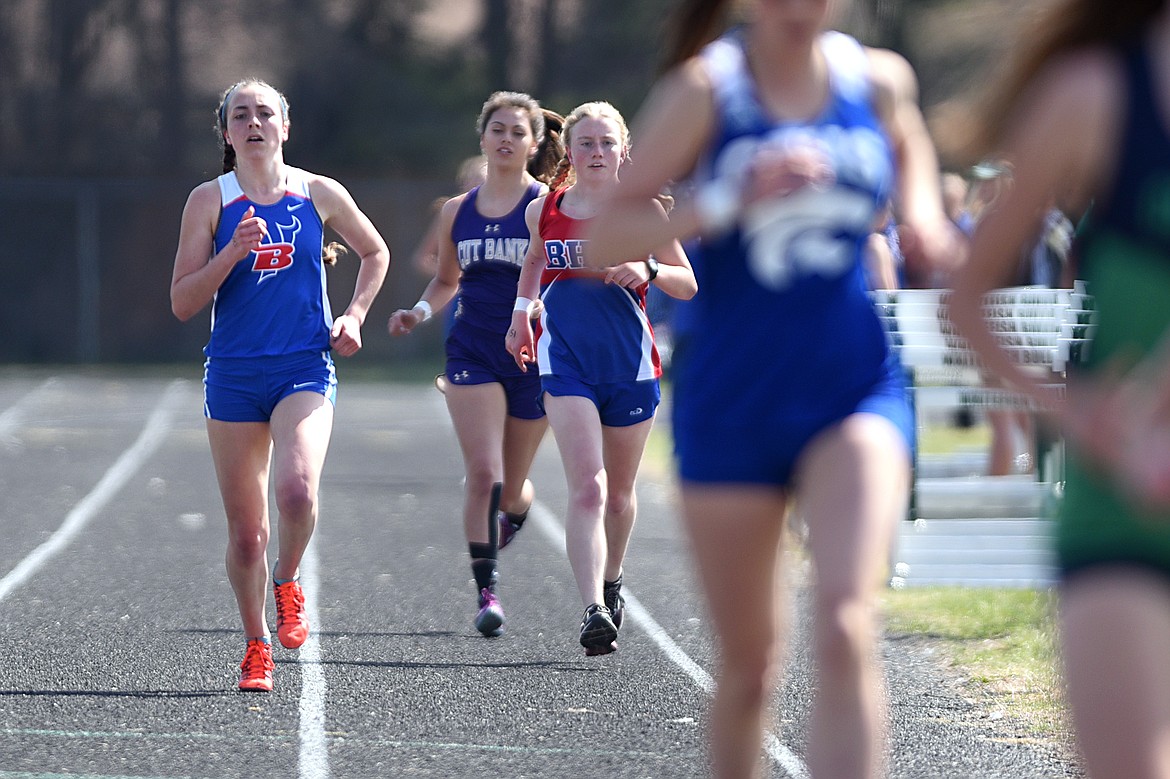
top-left (409, 156), bottom-right (487, 340)
top-left (866, 201), bottom-right (903, 289)
top-left (942, 171), bottom-right (972, 234)
top-left (411, 155), bottom-right (488, 279)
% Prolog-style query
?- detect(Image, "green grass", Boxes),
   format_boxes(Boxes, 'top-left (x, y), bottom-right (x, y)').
top-left (885, 422), bottom-right (1074, 744)
top-left (881, 586), bottom-right (1072, 745)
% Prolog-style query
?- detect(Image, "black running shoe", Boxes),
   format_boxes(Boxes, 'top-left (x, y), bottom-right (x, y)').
top-left (603, 577), bottom-right (625, 631)
top-left (579, 603), bottom-right (618, 656)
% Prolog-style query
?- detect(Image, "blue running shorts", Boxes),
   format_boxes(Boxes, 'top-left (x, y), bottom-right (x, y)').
top-left (204, 350), bottom-right (337, 423)
top-left (542, 374), bottom-right (660, 427)
top-left (445, 320), bottom-right (544, 420)
top-left (675, 355), bottom-right (913, 486)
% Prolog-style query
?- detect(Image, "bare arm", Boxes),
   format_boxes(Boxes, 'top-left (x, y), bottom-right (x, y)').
top-left (949, 50), bottom-right (1117, 407)
top-left (868, 47), bottom-right (965, 283)
top-left (170, 182), bottom-right (266, 321)
top-left (310, 175), bottom-right (391, 356)
top-left (865, 232), bottom-right (899, 290)
top-left (389, 195), bottom-right (463, 336)
top-left (504, 196), bottom-right (548, 370)
top-left (598, 198), bottom-right (697, 300)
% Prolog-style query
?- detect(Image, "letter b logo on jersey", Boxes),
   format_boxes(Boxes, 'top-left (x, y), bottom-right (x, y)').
top-left (252, 243), bottom-right (295, 282)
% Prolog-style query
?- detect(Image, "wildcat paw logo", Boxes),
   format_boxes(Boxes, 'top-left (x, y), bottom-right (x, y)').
top-left (251, 215), bottom-right (301, 283)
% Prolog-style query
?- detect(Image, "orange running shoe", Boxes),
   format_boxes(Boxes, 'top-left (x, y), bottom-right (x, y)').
top-left (274, 578), bottom-right (309, 649)
top-left (238, 638), bottom-right (274, 692)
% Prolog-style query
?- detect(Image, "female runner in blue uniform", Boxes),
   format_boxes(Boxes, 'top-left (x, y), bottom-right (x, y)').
top-left (171, 80), bottom-right (390, 692)
top-left (951, 2), bottom-right (1170, 776)
top-left (506, 101), bottom-right (696, 655)
top-left (389, 92), bottom-right (562, 637)
top-left (586, 1), bottom-right (961, 775)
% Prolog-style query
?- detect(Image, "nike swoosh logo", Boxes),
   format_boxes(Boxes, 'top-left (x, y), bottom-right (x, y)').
top-left (288, 201), bottom-right (306, 211)
top-left (292, 381), bottom-right (315, 390)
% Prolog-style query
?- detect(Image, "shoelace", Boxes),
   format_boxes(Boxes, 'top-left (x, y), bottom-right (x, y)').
top-left (274, 581), bottom-right (305, 622)
top-left (240, 642), bottom-right (274, 674)
top-left (583, 603), bottom-right (611, 622)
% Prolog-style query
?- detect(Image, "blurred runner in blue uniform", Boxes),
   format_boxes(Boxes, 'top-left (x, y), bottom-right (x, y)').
top-left (586, 1), bottom-right (962, 774)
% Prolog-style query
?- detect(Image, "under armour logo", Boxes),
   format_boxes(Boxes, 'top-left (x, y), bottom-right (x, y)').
top-left (452, 370), bottom-right (471, 382)
top-left (485, 223), bottom-right (501, 234)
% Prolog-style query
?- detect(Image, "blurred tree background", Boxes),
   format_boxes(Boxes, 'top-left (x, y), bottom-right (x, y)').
top-left (0, 0), bottom-right (1041, 365)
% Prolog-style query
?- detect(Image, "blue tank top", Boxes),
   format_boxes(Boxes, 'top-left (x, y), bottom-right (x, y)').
top-left (450, 182), bottom-right (542, 334)
top-left (674, 30), bottom-right (896, 427)
top-left (207, 168), bottom-right (332, 358)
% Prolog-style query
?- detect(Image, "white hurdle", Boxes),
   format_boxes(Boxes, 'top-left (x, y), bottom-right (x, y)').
top-left (875, 284), bottom-right (1094, 587)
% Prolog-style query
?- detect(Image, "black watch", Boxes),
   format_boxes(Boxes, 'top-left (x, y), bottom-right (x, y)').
top-left (645, 257), bottom-right (660, 281)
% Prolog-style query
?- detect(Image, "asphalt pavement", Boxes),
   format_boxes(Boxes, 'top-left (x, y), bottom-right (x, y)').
top-left (0, 368), bottom-right (1082, 778)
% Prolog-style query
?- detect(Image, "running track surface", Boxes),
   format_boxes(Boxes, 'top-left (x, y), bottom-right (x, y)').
top-left (0, 369), bottom-right (1080, 778)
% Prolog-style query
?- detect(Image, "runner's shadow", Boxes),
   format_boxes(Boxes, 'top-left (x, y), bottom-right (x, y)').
top-left (314, 658), bottom-right (594, 672)
top-left (0, 689), bottom-right (232, 699)
top-left (175, 628), bottom-right (460, 639)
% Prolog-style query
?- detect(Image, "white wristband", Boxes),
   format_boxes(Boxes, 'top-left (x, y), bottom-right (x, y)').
top-left (695, 178), bottom-right (741, 234)
top-left (413, 299), bottom-right (432, 322)
top-left (513, 296), bottom-right (533, 314)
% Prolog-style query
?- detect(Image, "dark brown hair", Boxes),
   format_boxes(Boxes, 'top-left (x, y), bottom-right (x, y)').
top-left (214, 80), bottom-right (346, 266)
top-left (969, 0), bottom-right (1164, 158)
top-left (660, 0), bottom-right (736, 72)
top-left (476, 92), bottom-right (565, 184)
top-left (530, 108), bottom-right (566, 184)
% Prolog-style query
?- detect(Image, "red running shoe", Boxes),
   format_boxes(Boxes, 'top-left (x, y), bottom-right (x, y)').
top-left (238, 639), bottom-right (274, 692)
top-left (274, 579), bottom-right (309, 649)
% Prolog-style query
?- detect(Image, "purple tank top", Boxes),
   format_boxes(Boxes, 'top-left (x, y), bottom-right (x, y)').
top-left (450, 182), bottom-right (543, 334)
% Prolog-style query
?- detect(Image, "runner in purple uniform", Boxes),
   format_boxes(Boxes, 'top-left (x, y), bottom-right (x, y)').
top-left (389, 92), bottom-right (563, 636)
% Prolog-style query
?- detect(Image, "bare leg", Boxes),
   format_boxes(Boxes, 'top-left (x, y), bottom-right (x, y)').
top-left (797, 412), bottom-right (909, 779)
top-left (680, 485), bottom-right (789, 779)
top-left (269, 391), bottom-right (334, 582)
top-left (1062, 569), bottom-right (1170, 779)
top-left (544, 394), bottom-right (609, 606)
top-left (599, 418), bottom-right (655, 582)
top-left (207, 419), bottom-right (273, 639)
top-left (445, 383), bottom-right (509, 544)
top-left (501, 414), bottom-right (547, 516)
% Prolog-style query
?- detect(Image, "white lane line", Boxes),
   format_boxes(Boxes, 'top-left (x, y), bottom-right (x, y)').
top-left (0, 377), bottom-right (58, 443)
top-left (298, 539), bottom-right (330, 779)
top-left (0, 380), bottom-right (186, 605)
top-left (528, 500), bottom-right (811, 779)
